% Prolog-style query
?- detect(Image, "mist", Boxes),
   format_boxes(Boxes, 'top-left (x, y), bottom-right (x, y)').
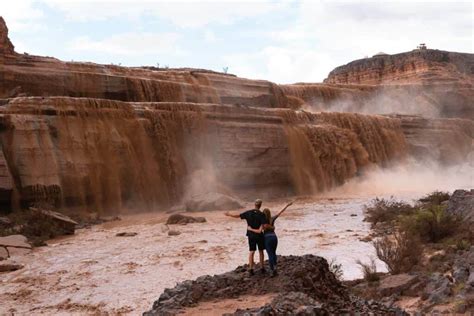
top-left (326, 158), bottom-right (473, 198)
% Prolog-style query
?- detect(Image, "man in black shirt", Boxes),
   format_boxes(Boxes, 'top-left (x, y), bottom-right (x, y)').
top-left (225, 199), bottom-right (267, 275)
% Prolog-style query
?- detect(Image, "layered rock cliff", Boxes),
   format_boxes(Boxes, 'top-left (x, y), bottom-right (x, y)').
top-left (322, 49), bottom-right (474, 118)
top-left (0, 17), bottom-right (472, 212)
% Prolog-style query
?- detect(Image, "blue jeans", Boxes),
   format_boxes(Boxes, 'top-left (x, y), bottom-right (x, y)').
top-left (264, 233), bottom-right (278, 270)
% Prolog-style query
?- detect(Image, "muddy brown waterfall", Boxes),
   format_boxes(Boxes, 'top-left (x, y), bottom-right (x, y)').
top-left (278, 110), bottom-right (408, 195)
top-left (0, 16), bottom-right (472, 213)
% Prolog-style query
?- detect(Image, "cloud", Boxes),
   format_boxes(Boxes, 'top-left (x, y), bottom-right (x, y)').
top-left (226, 0), bottom-right (473, 83)
top-left (42, 0), bottom-right (286, 28)
top-left (0, 1), bottom-right (44, 30)
top-left (223, 46), bottom-right (334, 84)
top-left (68, 32), bottom-right (183, 56)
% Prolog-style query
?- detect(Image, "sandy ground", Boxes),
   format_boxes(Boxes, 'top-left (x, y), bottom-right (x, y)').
top-left (0, 195), bottom-right (419, 315)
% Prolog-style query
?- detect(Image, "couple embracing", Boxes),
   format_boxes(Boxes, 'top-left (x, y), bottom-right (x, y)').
top-left (225, 199), bottom-right (293, 277)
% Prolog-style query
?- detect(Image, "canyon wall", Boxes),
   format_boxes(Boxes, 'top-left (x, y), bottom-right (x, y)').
top-left (0, 17), bottom-right (472, 212)
top-left (321, 49), bottom-right (474, 118)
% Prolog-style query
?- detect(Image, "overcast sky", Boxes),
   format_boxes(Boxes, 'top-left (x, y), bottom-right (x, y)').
top-left (1, 0), bottom-right (472, 83)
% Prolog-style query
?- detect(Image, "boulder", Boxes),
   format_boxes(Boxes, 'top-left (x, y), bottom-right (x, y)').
top-left (468, 271), bottom-right (474, 287)
top-left (115, 232), bottom-right (137, 237)
top-left (168, 230), bottom-right (181, 236)
top-left (0, 259), bottom-right (24, 272)
top-left (0, 234), bottom-right (32, 257)
top-left (423, 273), bottom-right (453, 304)
top-left (0, 216), bottom-right (11, 226)
top-left (378, 273), bottom-right (419, 296)
top-left (453, 261), bottom-right (470, 284)
top-left (166, 214), bottom-right (206, 225)
top-left (185, 192), bottom-right (244, 212)
top-left (30, 207), bottom-right (78, 235)
top-left (446, 189), bottom-right (474, 222)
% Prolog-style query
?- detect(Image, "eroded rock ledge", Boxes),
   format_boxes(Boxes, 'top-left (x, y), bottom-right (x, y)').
top-left (143, 255), bottom-right (405, 315)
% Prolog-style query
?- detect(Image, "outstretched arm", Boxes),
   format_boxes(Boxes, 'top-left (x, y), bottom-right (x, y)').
top-left (277, 201), bottom-right (295, 217)
top-left (225, 211), bottom-right (241, 218)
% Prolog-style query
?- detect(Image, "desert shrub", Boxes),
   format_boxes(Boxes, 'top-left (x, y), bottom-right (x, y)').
top-left (364, 198), bottom-right (415, 227)
top-left (328, 258), bottom-right (344, 281)
top-left (374, 231), bottom-right (422, 274)
top-left (356, 257), bottom-right (380, 282)
top-left (418, 190), bottom-right (450, 206)
top-left (455, 239), bottom-right (471, 251)
top-left (399, 205), bottom-right (458, 243)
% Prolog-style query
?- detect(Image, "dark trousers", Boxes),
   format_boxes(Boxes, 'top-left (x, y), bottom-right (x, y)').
top-left (264, 233), bottom-right (278, 270)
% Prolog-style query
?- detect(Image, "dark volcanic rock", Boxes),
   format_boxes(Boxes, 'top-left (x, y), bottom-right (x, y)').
top-left (143, 255), bottom-right (406, 315)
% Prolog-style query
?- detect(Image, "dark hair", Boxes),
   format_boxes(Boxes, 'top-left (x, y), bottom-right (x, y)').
top-left (263, 208), bottom-right (271, 223)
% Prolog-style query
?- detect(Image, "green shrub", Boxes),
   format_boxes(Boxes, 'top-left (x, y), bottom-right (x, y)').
top-left (374, 231), bottom-right (422, 274)
top-left (399, 205), bottom-right (458, 243)
top-left (364, 198), bottom-right (415, 227)
top-left (455, 239), bottom-right (471, 251)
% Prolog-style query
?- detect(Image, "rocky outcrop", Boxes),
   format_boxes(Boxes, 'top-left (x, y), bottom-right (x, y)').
top-left (325, 49), bottom-right (474, 85)
top-left (446, 189), bottom-right (474, 222)
top-left (144, 255), bottom-right (405, 315)
top-left (30, 207), bottom-right (77, 234)
top-left (165, 213), bottom-right (206, 225)
top-left (322, 50), bottom-right (474, 118)
top-left (0, 17), bottom-right (14, 55)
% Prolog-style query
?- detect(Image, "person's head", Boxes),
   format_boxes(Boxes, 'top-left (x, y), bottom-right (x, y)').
top-left (255, 199), bottom-right (262, 209)
top-left (263, 208), bottom-right (271, 222)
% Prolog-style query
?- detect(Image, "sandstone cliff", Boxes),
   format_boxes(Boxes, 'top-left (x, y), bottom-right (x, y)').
top-left (0, 17), bottom-right (472, 212)
top-left (322, 49), bottom-right (474, 118)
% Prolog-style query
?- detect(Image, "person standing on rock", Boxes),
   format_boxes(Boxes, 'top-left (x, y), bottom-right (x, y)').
top-left (225, 199), bottom-right (267, 275)
top-left (247, 201), bottom-right (294, 277)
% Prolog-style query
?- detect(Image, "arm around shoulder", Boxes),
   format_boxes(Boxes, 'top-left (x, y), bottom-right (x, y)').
top-left (225, 211), bottom-right (241, 218)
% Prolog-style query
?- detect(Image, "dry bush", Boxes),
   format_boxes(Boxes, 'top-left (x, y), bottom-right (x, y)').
top-left (364, 197), bottom-right (415, 227)
top-left (418, 190), bottom-right (450, 206)
top-left (356, 257), bottom-right (380, 282)
top-left (328, 258), bottom-right (344, 281)
top-left (374, 231), bottom-right (422, 274)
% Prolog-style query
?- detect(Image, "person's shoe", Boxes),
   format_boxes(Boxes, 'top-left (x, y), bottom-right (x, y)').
top-left (271, 269), bottom-right (278, 277)
top-left (248, 269), bottom-right (254, 276)
top-left (260, 268), bottom-right (266, 275)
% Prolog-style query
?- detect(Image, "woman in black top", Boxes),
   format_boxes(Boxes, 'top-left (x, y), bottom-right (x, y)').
top-left (248, 201), bottom-right (293, 276)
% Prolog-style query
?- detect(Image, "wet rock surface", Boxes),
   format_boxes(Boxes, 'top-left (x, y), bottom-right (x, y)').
top-left (378, 273), bottom-right (419, 296)
top-left (0, 259), bottom-right (23, 272)
top-left (30, 207), bottom-right (78, 235)
top-left (143, 255), bottom-right (406, 315)
top-left (165, 213), bottom-right (207, 225)
top-left (0, 234), bottom-right (32, 257)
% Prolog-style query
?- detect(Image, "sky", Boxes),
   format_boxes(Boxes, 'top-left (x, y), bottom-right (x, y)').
top-left (1, 0), bottom-right (472, 84)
